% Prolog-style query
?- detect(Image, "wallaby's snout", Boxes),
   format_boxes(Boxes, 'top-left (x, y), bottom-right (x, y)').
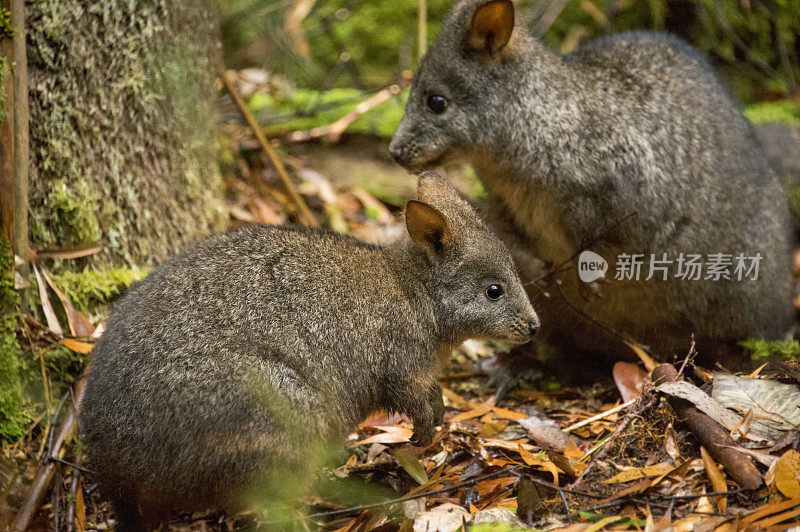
top-left (509, 279), bottom-right (540, 344)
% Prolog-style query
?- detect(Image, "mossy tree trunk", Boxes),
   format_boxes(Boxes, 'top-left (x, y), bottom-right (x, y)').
top-left (27, 0), bottom-right (226, 269)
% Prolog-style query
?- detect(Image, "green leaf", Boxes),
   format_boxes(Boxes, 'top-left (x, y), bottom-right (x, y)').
top-left (395, 448), bottom-right (428, 485)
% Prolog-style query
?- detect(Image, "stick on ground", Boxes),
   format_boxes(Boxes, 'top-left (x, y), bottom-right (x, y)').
top-left (220, 69), bottom-right (318, 227)
top-left (652, 363), bottom-right (763, 490)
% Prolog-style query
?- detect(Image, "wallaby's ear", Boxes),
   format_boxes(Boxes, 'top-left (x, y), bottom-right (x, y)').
top-left (405, 200), bottom-right (454, 253)
top-left (468, 0), bottom-right (514, 56)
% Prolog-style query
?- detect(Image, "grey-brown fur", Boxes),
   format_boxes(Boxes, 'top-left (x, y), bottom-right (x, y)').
top-left (80, 172), bottom-right (538, 530)
top-left (390, 0), bottom-right (794, 368)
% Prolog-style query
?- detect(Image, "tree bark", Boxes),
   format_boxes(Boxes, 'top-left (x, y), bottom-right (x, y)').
top-left (26, 0), bottom-right (226, 269)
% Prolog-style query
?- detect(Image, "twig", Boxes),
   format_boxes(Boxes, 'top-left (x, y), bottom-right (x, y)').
top-left (525, 211), bottom-right (637, 287)
top-left (772, 14), bottom-right (798, 94)
top-left (219, 69), bottom-right (318, 227)
top-left (563, 399), bottom-right (636, 433)
top-left (531, 0), bottom-right (571, 37)
top-left (569, 388), bottom-right (658, 490)
top-left (551, 280), bottom-right (634, 345)
top-left (711, 3), bottom-right (782, 82)
top-left (10, 369), bottom-right (89, 532)
top-left (65, 449), bottom-right (83, 532)
top-left (676, 337), bottom-right (696, 378)
top-left (264, 467), bottom-right (606, 526)
top-left (287, 84), bottom-right (403, 143)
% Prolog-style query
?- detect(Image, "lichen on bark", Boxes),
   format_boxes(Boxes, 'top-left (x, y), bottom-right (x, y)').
top-left (27, 0), bottom-right (226, 269)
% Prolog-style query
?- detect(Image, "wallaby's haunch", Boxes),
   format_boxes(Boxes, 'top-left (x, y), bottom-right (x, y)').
top-left (390, 0), bottom-right (794, 373)
top-left (81, 173), bottom-right (538, 530)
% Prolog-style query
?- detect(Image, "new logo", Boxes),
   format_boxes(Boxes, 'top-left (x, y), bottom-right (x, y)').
top-left (578, 250), bottom-right (608, 283)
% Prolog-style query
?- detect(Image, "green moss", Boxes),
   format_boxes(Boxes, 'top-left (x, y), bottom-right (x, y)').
top-left (0, 238), bottom-right (28, 440)
top-left (0, 6), bottom-right (13, 40)
top-left (744, 100), bottom-right (800, 127)
top-left (740, 338), bottom-right (800, 360)
top-left (50, 268), bottom-right (147, 316)
top-left (249, 87), bottom-right (408, 139)
top-left (43, 180), bottom-right (102, 246)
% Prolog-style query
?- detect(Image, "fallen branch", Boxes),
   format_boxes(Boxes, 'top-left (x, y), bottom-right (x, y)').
top-left (287, 84), bottom-right (403, 143)
top-left (651, 364), bottom-right (763, 490)
top-left (10, 371), bottom-right (88, 532)
top-left (220, 69), bottom-right (318, 227)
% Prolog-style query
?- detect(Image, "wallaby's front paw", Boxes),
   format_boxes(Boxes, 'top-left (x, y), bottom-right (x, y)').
top-left (430, 383), bottom-right (445, 427)
top-left (410, 424), bottom-right (435, 447)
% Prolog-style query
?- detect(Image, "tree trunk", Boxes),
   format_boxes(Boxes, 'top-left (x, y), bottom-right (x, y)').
top-left (26, 0), bottom-right (226, 269)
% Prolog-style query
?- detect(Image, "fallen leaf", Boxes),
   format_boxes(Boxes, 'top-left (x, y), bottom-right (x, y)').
top-left (34, 244), bottom-right (103, 261)
top-left (664, 424), bottom-right (681, 463)
top-left (32, 263), bottom-right (63, 336)
top-left (517, 415), bottom-right (569, 451)
top-left (752, 508), bottom-right (800, 528)
top-left (700, 446), bottom-right (727, 512)
top-left (586, 515), bottom-right (622, 532)
top-left (712, 372), bottom-right (800, 431)
top-left (58, 339), bottom-right (94, 354)
top-left (450, 403), bottom-right (493, 422)
top-left (773, 449), bottom-right (800, 498)
top-left (624, 340), bottom-right (657, 371)
top-left (602, 463), bottom-right (675, 484)
top-left (742, 496), bottom-right (800, 524)
top-left (490, 406), bottom-right (528, 420)
top-left (412, 503), bottom-right (471, 532)
top-left (472, 507), bottom-right (523, 526)
top-left (42, 268), bottom-right (95, 337)
top-left (613, 361), bottom-right (649, 401)
top-left (355, 425), bottom-right (412, 445)
top-left (396, 449), bottom-right (428, 485)
top-left (75, 479), bottom-right (85, 531)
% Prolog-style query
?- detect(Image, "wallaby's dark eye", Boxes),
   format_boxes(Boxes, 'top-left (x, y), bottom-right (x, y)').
top-left (427, 94), bottom-right (447, 114)
top-left (486, 284), bottom-right (504, 300)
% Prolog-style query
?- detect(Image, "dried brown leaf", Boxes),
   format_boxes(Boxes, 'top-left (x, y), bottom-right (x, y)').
top-left (773, 449), bottom-right (800, 498)
top-left (613, 361), bottom-right (649, 401)
top-left (701, 446), bottom-right (727, 513)
top-left (58, 339), bottom-right (94, 355)
top-left (32, 263), bottom-right (63, 336)
top-left (41, 268), bottom-right (95, 337)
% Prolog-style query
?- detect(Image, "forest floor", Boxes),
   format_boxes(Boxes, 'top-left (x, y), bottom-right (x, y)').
top-left (2, 72), bottom-right (800, 531)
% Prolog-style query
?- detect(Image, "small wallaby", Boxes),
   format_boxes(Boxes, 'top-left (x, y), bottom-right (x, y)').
top-left (80, 172), bottom-right (539, 530)
top-left (390, 0), bottom-right (794, 376)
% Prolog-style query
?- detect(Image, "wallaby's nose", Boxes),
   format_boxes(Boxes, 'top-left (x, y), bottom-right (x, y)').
top-left (528, 322), bottom-right (539, 337)
top-left (390, 145), bottom-right (404, 163)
